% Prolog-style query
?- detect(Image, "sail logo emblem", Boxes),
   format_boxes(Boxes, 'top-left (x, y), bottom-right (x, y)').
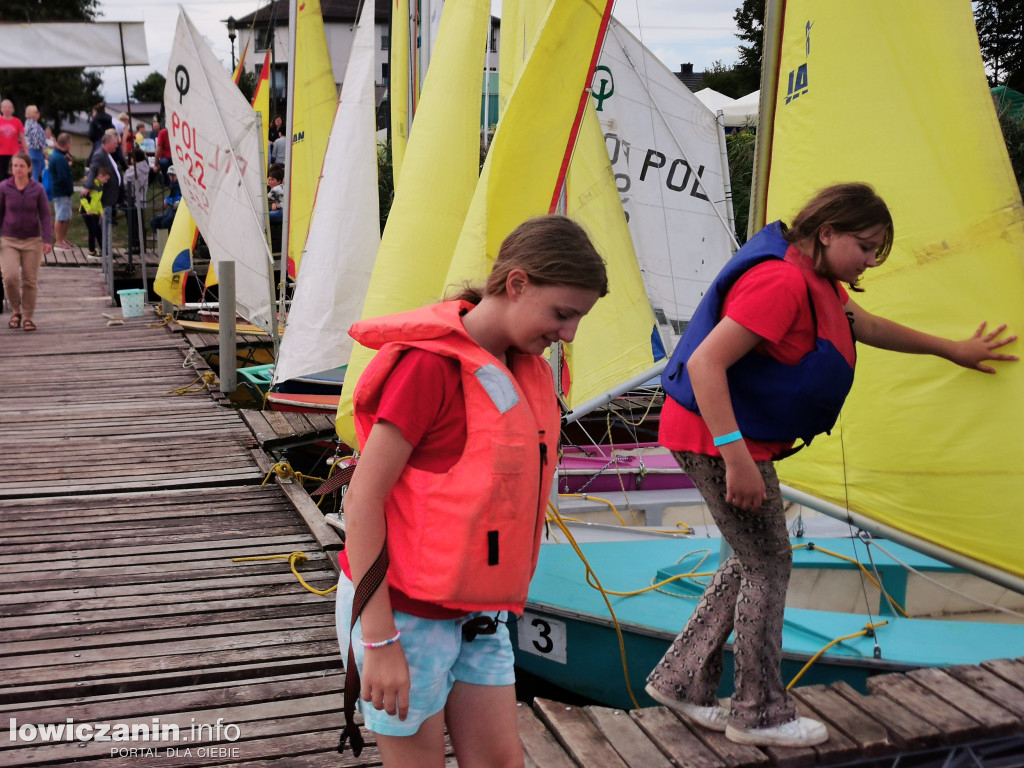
top-left (591, 65), bottom-right (614, 111)
top-left (785, 20), bottom-right (812, 104)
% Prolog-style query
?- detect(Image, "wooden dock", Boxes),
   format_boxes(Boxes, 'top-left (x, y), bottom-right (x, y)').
top-left (2, 263), bottom-right (1022, 767)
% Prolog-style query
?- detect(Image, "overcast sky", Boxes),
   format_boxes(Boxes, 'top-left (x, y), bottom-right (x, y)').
top-left (94, 0), bottom-right (742, 103)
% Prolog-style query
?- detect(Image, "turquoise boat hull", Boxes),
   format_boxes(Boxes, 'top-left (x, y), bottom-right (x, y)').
top-left (512, 536), bottom-right (1024, 710)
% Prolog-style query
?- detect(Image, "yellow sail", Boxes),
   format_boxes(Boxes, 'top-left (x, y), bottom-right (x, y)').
top-left (563, 104), bottom-right (657, 408)
top-left (444, 0), bottom-right (612, 287)
top-left (286, 0), bottom-right (337, 278)
top-left (335, 0), bottom-right (492, 446)
top-left (390, 0), bottom-right (410, 185)
top-left (497, 0), bottom-right (549, 119)
top-left (763, 1), bottom-right (1024, 582)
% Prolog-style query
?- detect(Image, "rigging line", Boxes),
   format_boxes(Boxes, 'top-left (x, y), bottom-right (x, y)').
top-left (837, 411), bottom-right (884, 656)
top-left (606, 21), bottom-right (741, 253)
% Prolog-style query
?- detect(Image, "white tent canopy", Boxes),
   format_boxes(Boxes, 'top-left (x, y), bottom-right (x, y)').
top-left (694, 87), bottom-right (735, 113)
top-left (0, 22), bottom-right (148, 68)
top-left (721, 89), bottom-right (759, 128)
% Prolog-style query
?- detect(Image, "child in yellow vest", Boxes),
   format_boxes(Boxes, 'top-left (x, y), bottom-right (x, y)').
top-left (78, 166), bottom-right (110, 256)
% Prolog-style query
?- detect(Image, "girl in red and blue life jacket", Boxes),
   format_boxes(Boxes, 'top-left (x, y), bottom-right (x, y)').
top-left (648, 183), bottom-right (1017, 749)
top-left (336, 215), bottom-right (607, 767)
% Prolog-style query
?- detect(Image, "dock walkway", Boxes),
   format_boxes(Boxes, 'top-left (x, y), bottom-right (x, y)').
top-left (1, 264), bottom-right (1022, 767)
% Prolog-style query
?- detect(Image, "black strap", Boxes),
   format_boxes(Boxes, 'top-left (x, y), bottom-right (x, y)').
top-left (338, 543), bottom-right (389, 756)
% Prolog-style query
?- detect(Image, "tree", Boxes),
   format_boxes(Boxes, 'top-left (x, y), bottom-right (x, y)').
top-left (733, 0), bottom-right (766, 92)
top-left (131, 71), bottom-right (166, 107)
top-left (0, 0), bottom-right (104, 131)
top-left (974, 0), bottom-right (1024, 87)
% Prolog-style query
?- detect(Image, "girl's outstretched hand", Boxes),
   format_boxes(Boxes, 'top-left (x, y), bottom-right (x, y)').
top-left (948, 322), bottom-right (1018, 373)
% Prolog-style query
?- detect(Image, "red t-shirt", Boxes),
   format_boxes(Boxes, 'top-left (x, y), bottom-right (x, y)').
top-left (0, 117), bottom-right (24, 156)
top-left (660, 248), bottom-right (850, 461)
top-left (338, 348), bottom-right (469, 619)
top-left (156, 129), bottom-right (172, 160)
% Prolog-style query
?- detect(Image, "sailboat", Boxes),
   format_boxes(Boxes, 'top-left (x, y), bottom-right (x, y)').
top-left (512, 0), bottom-right (1024, 710)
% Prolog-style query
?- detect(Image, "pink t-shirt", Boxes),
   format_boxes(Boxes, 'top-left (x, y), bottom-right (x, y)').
top-left (0, 117), bottom-right (25, 156)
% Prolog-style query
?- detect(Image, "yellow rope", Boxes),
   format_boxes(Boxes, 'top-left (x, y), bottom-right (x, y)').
top-left (261, 461), bottom-right (326, 487)
top-left (165, 371), bottom-right (218, 394)
top-left (233, 552), bottom-right (337, 595)
top-left (786, 620), bottom-right (889, 690)
top-left (148, 314), bottom-right (173, 328)
top-left (791, 543), bottom-right (910, 618)
top-left (611, 388), bottom-right (661, 428)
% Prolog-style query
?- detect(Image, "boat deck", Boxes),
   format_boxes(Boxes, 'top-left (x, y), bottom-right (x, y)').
top-left (2, 264), bottom-right (1021, 767)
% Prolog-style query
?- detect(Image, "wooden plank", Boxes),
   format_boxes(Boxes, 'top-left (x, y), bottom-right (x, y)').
top-left (906, 667), bottom-right (1020, 735)
top-left (586, 705), bottom-right (675, 768)
top-left (790, 684), bottom-right (891, 757)
top-left (629, 707), bottom-right (726, 768)
top-left (516, 702), bottom-right (578, 768)
top-left (533, 698), bottom-right (630, 768)
top-left (789, 696), bottom-right (860, 765)
top-left (983, 657), bottom-right (1024, 693)
top-left (947, 664), bottom-right (1024, 718)
top-left (252, 449), bottom-right (345, 552)
top-left (830, 680), bottom-right (939, 752)
top-left (866, 672), bottom-right (987, 743)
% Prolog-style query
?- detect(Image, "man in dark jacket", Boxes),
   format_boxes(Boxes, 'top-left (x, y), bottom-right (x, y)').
top-left (83, 133), bottom-right (122, 261)
top-left (88, 101), bottom-right (114, 154)
top-left (48, 133), bottom-right (75, 249)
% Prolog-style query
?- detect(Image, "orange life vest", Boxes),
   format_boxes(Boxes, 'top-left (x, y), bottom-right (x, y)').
top-left (350, 300), bottom-right (561, 612)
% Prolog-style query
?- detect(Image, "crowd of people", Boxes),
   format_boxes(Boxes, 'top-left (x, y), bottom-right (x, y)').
top-left (0, 98), bottom-right (175, 329)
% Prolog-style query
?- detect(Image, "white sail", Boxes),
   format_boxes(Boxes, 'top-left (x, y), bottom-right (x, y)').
top-left (164, 9), bottom-right (275, 331)
top-left (272, 0), bottom-right (380, 385)
top-left (595, 19), bottom-right (736, 355)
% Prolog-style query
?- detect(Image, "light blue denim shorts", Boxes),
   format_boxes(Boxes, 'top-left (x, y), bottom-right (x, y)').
top-left (335, 574), bottom-right (515, 736)
top-left (53, 196), bottom-right (72, 222)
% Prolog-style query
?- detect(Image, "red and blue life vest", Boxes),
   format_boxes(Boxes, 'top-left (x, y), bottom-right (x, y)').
top-left (662, 221), bottom-right (856, 445)
top-left (350, 300), bottom-right (561, 613)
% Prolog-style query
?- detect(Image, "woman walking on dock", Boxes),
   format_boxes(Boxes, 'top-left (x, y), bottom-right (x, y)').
top-left (0, 152), bottom-right (52, 332)
top-left (336, 215), bottom-right (607, 767)
top-left (649, 182), bottom-right (1017, 748)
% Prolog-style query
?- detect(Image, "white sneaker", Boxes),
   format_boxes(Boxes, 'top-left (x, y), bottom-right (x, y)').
top-left (644, 683), bottom-right (730, 732)
top-left (725, 716), bottom-right (828, 747)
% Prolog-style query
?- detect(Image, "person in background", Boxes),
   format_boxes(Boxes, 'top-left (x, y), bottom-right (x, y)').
top-left (271, 131), bottom-right (289, 167)
top-left (149, 119), bottom-right (161, 140)
top-left (267, 164), bottom-right (285, 218)
top-left (83, 133), bottom-right (122, 262)
top-left (648, 182), bottom-right (1018, 749)
top-left (48, 133), bottom-right (75, 250)
top-left (336, 215), bottom-right (607, 766)
top-left (79, 165), bottom-right (110, 257)
top-left (134, 122), bottom-right (146, 148)
top-left (0, 153), bottom-right (53, 332)
top-left (268, 115), bottom-right (284, 143)
top-left (24, 106), bottom-right (47, 183)
top-left (88, 101), bottom-right (113, 155)
top-left (155, 122), bottom-right (172, 185)
top-left (150, 166), bottom-right (180, 231)
top-left (44, 125), bottom-right (56, 157)
top-left (0, 100), bottom-right (26, 183)
top-left (123, 148), bottom-right (151, 256)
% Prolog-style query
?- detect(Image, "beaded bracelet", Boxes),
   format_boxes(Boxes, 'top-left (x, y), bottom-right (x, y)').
top-left (361, 630), bottom-right (402, 649)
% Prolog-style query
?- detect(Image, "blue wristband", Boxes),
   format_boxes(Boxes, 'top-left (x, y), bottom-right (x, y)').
top-left (713, 430), bottom-right (743, 447)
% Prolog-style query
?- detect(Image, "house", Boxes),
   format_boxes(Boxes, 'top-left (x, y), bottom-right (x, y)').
top-left (234, 0), bottom-right (500, 123)
top-left (674, 63), bottom-right (705, 92)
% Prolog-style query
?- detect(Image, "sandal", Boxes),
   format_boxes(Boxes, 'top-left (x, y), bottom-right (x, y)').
top-left (22, 319), bottom-right (36, 332)
top-left (8, 314), bottom-right (21, 329)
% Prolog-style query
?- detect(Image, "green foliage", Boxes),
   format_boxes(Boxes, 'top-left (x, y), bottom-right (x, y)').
top-left (377, 143), bottom-right (394, 234)
top-left (974, 0), bottom-right (1024, 87)
top-left (995, 100), bottom-right (1024, 196)
top-left (726, 130), bottom-right (756, 244)
top-left (0, 0), bottom-right (103, 130)
top-left (236, 71), bottom-right (258, 105)
top-left (131, 71), bottom-right (166, 110)
top-left (701, 61), bottom-right (757, 99)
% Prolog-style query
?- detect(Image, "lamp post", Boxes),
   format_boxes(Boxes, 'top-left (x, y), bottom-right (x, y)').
top-left (227, 16), bottom-right (237, 71)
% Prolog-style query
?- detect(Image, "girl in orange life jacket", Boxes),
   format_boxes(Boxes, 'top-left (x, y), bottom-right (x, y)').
top-left (337, 214), bottom-right (607, 767)
top-left (647, 183), bottom-right (1018, 749)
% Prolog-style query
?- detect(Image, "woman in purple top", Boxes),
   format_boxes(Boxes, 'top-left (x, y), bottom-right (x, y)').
top-left (0, 153), bottom-right (53, 331)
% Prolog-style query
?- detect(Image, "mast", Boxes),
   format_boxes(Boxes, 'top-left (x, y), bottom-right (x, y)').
top-left (747, 0), bottom-right (785, 237)
top-left (279, 0), bottom-right (298, 319)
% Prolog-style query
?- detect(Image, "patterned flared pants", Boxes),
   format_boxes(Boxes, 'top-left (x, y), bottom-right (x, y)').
top-left (647, 451), bottom-right (797, 729)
